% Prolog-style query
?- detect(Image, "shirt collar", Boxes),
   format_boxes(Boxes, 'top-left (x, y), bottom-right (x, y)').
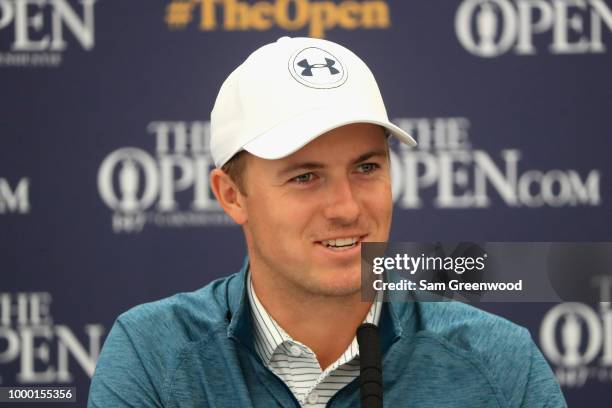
top-left (227, 256), bottom-right (409, 357)
top-left (247, 271), bottom-right (289, 363)
top-left (247, 270), bottom-right (383, 365)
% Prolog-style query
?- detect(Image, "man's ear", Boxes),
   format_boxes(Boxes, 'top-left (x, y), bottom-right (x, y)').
top-left (210, 169), bottom-right (248, 225)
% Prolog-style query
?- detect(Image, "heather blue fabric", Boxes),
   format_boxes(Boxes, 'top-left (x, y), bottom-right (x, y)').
top-left (88, 258), bottom-right (566, 407)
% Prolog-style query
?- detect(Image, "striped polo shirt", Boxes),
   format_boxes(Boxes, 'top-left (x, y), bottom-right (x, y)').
top-left (247, 273), bottom-right (381, 407)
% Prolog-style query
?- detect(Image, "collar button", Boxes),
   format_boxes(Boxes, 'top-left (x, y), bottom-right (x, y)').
top-left (289, 344), bottom-right (302, 357)
top-left (307, 392), bottom-right (318, 404)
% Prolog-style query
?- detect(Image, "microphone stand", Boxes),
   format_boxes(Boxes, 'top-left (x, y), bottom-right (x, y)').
top-left (356, 323), bottom-right (383, 408)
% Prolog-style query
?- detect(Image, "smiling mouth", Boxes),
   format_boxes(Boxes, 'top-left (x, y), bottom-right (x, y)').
top-left (316, 236), bottom-right (366, 251)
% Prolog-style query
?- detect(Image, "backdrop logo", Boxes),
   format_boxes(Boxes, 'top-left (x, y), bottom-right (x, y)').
top-left (455, 0), bottom-right (612, 57)
top-left (98, 121), bottom-right (234, 233)
top-left (0, 292), bottom-right (105, 384)
top-left (289, 46), bottom-right (347, 88)
top-left (389, 117), bottom-right (601, 209)
top-left (0, 177), bottom-right (29, 214)
top-left (0, 0), bottom-right (96, 67)
top-left (540, 277), bottom-right (612, 387)
top-left (164, 0), bottom-right (390, 38)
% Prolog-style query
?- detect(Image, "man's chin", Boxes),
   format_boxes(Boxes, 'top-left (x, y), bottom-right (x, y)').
top-left (306, 284), bottom-right (362, 298)
top-left (305, 270), bottom-right (363, 297)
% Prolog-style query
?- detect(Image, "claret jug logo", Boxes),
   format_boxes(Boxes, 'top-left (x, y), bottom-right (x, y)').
top-left (98, 121), bottom-right (234, 233)
top-left (540, 277), bottom-right (612, 387)
top-left (164, 0), bottom-right (390, 38)
top-left (455, 0), bottom-right (612, 57)
top-left (0, 0), bottom-right (96, 67)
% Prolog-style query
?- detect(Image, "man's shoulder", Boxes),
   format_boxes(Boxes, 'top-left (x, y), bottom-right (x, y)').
top-left (115, 272), bottom-right (238, 345)
top-left (415, 301), bottom-right (531, 351)
top-left (410, 301), bottom-right (542, 405)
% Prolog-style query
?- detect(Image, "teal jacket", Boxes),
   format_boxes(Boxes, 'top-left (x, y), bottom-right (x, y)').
top-left (88, 259), bottom-right (566, 407)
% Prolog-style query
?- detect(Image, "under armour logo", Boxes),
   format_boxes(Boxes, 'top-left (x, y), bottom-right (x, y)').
top-left (289, 46), bottom-right (347, 89)
top-left (297, 58), bottom-right (340, 77)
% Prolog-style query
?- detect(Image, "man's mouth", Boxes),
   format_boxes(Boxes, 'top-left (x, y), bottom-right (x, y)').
top-left (316, 236), bottom-right (366, 251)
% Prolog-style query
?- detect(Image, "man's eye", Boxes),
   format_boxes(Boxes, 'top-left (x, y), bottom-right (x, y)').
top-left (358, 163), bottom-right (380, 173)
top-left (291, 173), bottom-right (315, 184)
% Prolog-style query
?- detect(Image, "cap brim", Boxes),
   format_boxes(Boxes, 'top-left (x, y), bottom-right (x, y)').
top-left (242, 107), bottom-right (416, 160)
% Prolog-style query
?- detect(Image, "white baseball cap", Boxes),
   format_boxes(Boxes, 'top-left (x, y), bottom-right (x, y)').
top-left (210, 36), bottom-right (416, 168)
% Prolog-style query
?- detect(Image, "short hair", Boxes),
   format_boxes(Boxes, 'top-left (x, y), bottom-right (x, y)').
top-left (221, 150), bottom-right (247, 195)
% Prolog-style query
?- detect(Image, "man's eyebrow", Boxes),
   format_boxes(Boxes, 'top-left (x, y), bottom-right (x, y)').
top-left (352, 149), bottom-right (388, 164)
top-left (277, 149), bottom-right (388, 178)
top-left (277, 162), bottom-right (325, 178)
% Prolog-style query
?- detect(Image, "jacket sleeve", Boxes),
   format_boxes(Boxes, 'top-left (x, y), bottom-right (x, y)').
top-left (87, 318), bottom-right (164, 408)
top-left (519, 341), bottom-right (567, 408)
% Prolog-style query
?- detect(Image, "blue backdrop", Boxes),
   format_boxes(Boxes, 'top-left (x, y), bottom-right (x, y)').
top-left (2, 0), bottom-right (611, 406)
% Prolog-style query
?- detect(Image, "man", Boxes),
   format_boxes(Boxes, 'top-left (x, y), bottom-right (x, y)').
top-left (88, 37), bottom-right (566, 407)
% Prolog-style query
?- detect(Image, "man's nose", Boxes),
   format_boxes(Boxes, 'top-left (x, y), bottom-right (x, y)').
top-left (322, 175), bottom-right (361, 225)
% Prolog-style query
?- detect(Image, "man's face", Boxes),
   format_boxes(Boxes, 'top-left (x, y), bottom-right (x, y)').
top-left (241, 123), bottom-right (392, 297)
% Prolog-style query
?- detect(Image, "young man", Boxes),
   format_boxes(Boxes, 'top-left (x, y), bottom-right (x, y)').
top-left (88, 37), bottom-right (566, 407)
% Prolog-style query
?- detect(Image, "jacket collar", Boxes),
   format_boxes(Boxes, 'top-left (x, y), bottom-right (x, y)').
top-left (226, 256), bottom-right (410, 355)
top-left (226, 257), bottom-right (253, 349)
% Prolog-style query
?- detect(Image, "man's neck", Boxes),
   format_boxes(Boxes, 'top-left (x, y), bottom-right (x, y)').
top-left (249, 266), bottom-right (372, 370)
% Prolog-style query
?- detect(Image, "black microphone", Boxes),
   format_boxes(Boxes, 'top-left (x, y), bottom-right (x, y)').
top-left (356, 323), bottom-right (383, 408)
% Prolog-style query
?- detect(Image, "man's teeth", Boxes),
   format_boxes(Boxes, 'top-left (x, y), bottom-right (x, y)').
top-left (323, 237), bottom-right (359, 248)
